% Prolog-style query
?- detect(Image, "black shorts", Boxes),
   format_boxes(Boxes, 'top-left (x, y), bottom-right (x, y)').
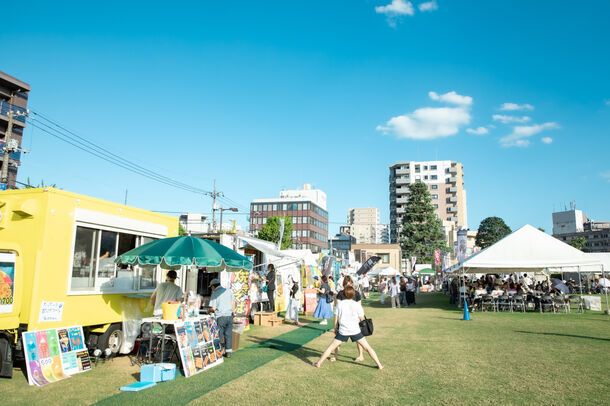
top-left (335, 332), bottom-right (364, 342)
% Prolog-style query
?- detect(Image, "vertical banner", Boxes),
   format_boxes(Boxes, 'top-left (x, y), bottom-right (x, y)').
top-left (457, 229), bottom-right (468, 262)
top-left (23, 326), bottom-right (91, 386)
top-left (230, 270), bottom-right (251, 331)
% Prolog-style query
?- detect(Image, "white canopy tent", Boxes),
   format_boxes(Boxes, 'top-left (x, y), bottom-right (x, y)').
top-left (369, 266), bottom-right (399, 277)
top-left (447, 225), bottom-right (601, 274)
top-left (447, 225), bottom-right (608, 311)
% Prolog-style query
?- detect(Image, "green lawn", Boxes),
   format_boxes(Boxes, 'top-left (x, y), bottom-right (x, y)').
top-left (2, 293), bottom-right (609, 405)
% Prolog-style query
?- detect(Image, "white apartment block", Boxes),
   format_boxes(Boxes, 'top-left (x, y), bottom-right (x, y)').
top-left (389, 160), bottom-right (468, 243)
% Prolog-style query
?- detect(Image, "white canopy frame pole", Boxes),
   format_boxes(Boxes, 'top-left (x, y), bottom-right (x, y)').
top-left (602, 264), bottom-right (609, 316)
top-left (578, 265), bottom-right (582, 295)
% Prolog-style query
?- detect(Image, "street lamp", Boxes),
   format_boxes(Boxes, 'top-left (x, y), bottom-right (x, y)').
top-left (219, 207), bottom-right (238, 232)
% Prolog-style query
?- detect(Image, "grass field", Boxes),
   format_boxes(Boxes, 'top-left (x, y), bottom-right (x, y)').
top-left (2, 293), bottom-right (609, 405)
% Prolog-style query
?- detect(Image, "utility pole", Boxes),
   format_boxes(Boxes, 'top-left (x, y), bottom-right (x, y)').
top-left (206, 180), bottom-right (223, 232)
top-left (1, 109), bottom-right (15, 190)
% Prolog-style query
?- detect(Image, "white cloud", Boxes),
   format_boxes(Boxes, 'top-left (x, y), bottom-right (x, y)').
top-left (429, 91), bottom-right (472, 106)
top-left (541, 136), bottom-right (553, 144)
top-left (492, 114), bottom-right (531, 124)
top-left (377, 91), bottom-right (472, 140)
top-left (500, 122), bottom-right (560, 148)
top-left (466, 127), bottom-right (489, 136)
top-left (601, 171), bottom-right (610, 182)
top-left (418, 1), bottom-right (438, 12)
top-left (500, 102), bottom-right (534, 111)
top-left (605, 99), bottom-right (610, 106)
top-left (375, 0), bottom-right (414, 16)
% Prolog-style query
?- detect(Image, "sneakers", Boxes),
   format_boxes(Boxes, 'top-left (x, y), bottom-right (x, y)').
top-left (224, 352), bottom-right (232, 358)
top-left (319, 319), bottom-right (328, 325)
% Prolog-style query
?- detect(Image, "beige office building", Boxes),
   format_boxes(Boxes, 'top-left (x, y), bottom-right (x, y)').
top-left (389, 160), bottom-right (467, 243)
top-left (347, 207), bottom-right (380, 244)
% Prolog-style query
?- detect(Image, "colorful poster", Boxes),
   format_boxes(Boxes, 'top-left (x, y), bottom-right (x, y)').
top-left (22, 326), bottom-right (91, 386)
top-left (0, 255), bottom-right (16, 314)
top-left (174, 317), bottom-right (223, 378)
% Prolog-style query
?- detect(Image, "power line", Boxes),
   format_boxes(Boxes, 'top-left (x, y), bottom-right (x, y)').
top-left (28, 111), bottom-right (211, 195)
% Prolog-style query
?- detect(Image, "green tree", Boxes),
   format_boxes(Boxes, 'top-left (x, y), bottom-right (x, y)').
top-left (569, 236), bottom-right (587, 251)
top-left (258, 216), bottom-right (294, 249)
top-left (475, 216), bottom-right (512, 249)
top-left (178, 223), bottom-right (188, 236)
top-left (399, 182), bottom-right (447, 263)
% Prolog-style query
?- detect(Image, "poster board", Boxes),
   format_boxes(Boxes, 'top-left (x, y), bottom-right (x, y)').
top-left (23, 326), bottom-right (92, 386)
top-left (174, 317), bottom-right (223, 377)
top-left (230, 270), bottom-right (251, 332)
top-left (0, 252), bottom-right (16, 314)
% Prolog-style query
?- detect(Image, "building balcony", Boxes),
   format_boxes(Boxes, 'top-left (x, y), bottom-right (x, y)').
top-left (446, 206), bottom-right (458, 213)
top-left (395, 168), bottom-right (410, 175)
top-left (447, 177), bottom-right (457, 184)
top-left (448, 196), bottom-right (458, 203)
top-left (448, 216), bottom-right (458, 222)
top-left (396, 197), bottom-right (409, 204)
top-left (447, 187), bottom-right (458, 193)
top-left (0, 101), bottom-right (27, 125)
top-left (448, 166), bottom-right (458, 174)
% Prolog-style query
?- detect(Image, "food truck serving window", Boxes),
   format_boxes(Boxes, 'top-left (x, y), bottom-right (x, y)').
top-left (70, 225), bottom-right (159, 294)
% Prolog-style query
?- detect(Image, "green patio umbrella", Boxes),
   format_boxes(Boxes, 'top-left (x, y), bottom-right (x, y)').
top-left (115, 236), bottom-right (253, 271)
top-left (417, 268), bottom-right (436, 275)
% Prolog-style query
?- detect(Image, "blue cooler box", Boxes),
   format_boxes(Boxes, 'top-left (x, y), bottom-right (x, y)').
top-left (141, 363), bottom-right (177, 383)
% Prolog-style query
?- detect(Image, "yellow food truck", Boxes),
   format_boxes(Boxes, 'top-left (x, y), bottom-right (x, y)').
top-left (0, 188), bottom-right (177, 377)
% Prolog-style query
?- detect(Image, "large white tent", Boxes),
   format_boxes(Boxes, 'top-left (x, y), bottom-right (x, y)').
top-left (448, 225), bottom-right (601, 274)
top-left (447, 225), bottom-right (608, 312)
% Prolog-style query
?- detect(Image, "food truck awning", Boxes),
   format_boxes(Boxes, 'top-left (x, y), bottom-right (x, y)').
top-left (238, 236), bottom-right (287, 258)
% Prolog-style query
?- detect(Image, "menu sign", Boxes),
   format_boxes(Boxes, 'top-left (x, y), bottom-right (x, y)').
top-left (174, 317), bottom-right (223, 377)
top-left (23, 326), bottom-right (91, 386)
top-left (0, 253), bottom-right (16, 314)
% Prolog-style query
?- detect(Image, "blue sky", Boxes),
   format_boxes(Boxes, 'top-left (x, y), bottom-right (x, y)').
top-left (2, 0), bottom-right (610, 233)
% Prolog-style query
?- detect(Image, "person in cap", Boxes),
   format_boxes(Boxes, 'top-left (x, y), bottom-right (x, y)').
top-left (209, 278), bottom-right (234, 357)
top-left (150, 270), bottom-right (183, 315)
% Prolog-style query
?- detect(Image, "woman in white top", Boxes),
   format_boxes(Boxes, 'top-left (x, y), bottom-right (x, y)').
top-left (313, 286), bottom-right (383, 369)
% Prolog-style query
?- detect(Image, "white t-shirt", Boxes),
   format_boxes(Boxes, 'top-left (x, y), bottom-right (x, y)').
top-left (361, 276), bottom-right (370, 288)
top-left (153, 282), bottom-right (183, 313)
top-left (390, 283), bottom-right (400, 297)
top-left (335, 299), bottom-right (364, 336)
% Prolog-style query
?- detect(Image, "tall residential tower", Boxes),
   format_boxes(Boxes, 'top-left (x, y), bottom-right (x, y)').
top-left (389, 160), bottom-right (467, 243)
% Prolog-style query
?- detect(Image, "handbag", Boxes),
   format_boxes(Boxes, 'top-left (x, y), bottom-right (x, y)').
top-left (359, 316), bottom-right (374, 336)
top-left (325, 292), bottom-right (334, 303)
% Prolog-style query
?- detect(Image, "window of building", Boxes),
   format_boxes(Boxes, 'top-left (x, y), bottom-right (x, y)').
top-left (415, 165), bottom-right (420, 173)
top-left (380, 253), bottom-right (390, 263)
top-left (431, 194), bottom-right (438, 199)
top-left (302, 216), bottom-right (307, 224)
top-left (424, 165), bottom-right (428, 170)
top-left (303, 203), bottom-right (309, 210)
top-left (424, 175), bottom-right (428, 180)
top-left (71, 226), bottom-right (159, 293)
top-left (297, 203), bottom-right (303, 210)
top-left (431, 165), bottom-right (437, 170)
top-left (433, 204), bottom-right (438, 208)
top-left (272, 204), bottom-right (278, 211)
top-left (431, 175), bottom-right (438, 180)
top-left (431, 185), bottom-right (438, 189)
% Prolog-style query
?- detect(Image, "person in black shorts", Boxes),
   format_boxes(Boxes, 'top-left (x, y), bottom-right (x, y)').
top-left (313, 286), bottom-right (382, 370)
top-left (332, 276), bottom-right (364, 362)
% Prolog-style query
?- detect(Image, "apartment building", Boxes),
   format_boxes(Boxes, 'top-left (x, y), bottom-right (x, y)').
top-left (0, 71), bottom-right (30, 189)
top-left (250, 184), bottom-right (328, 253)
top-left (553, 209), bottom-right (610, 253)
top-left (389, 160), bottom-right (467, 243)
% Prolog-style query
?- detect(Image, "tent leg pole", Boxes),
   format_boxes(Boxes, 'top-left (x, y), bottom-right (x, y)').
top-left (602, 264), bottom-right (609, 316)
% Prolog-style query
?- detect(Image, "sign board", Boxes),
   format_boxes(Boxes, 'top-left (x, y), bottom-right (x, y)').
top-left (39, 301), bottom-right (65, 322)
top-left (174, 317), bottom-right (224, 377)
top-left (0, 253), bottom-right (16, 313)
top-left (23, 326), bottom-right (91, 386)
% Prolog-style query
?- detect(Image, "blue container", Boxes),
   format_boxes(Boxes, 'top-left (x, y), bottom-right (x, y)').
top-left (140, 363), bottom-right (176, 383)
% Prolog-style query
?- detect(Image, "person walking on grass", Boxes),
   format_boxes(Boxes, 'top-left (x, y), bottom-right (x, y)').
top-left (379, 277), bottom-right (388, 304)
top-left (313, 275), bottom-right (333, 325)
top-left (313, 286), bottom-right (383, 370)
top-left (390, 278), bottom-right (400, 308)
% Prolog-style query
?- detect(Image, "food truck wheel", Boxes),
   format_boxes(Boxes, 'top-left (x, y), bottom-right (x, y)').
top-left (97, 324), bottom-right (124, 354)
